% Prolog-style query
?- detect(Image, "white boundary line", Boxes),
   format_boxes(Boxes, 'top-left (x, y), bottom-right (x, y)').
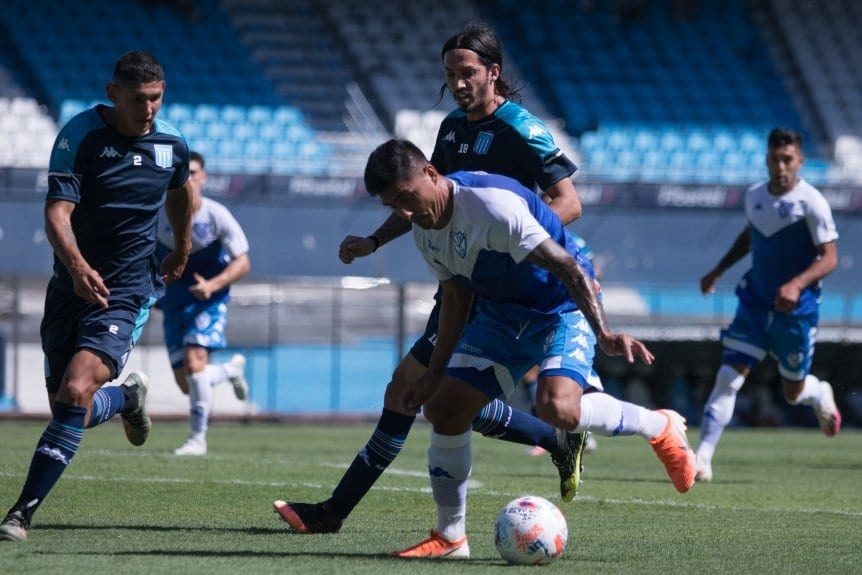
top-left (1, 469), bottom-right (859, 518)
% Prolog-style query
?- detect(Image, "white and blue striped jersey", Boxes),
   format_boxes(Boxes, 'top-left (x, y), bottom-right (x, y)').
top-left (413, 171), bottom-right (593, 316)
top-left (156, 197), bottom-right (249, 312)
top-left (737, 178), bottom-right (838, 315)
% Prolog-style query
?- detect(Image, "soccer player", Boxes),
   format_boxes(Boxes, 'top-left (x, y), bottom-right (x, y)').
top-left (0, 51), bottom-right (193, 543)
top-left (275, 21), bottom-right (588, 534)
top-left (156, 151), bottom-right (251, 457)
top-left (360, 139), bottom-right (695, 559)
top-left (694, 127), bottom-right (841, 482)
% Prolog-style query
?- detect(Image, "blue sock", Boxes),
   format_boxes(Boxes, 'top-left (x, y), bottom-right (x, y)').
top-left (12, 402), bottom-right (86, 518)
top-left (329, 408), bottom-right (415, 519)
top-left (472, 398), bottom-right (559, 452)
top-left (86, 387), bottom-right (127, 429)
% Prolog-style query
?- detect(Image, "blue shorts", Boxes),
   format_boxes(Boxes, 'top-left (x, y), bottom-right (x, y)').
top-left (41, 283), bottom-right (156, 393)
top-left (162, 300), bottom-right (229, 369)
top-left (446, 299), bottom-right (598, 401)
top-left (721, 299), bottom-right (818, 382)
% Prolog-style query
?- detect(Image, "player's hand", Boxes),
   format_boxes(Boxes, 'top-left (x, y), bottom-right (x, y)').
top-left (775, 281), bottom-right (802, 313)
top-left (700, 269), bottom-right (721, 295)
top-left (339, 235), bottom-right (376, 264)
top-left (160, 250), bottom-right (189, 286)
top-left (71, 265), bottom-right (110, 308)
top-left (188, 273), bottom-right (215, 300)
top-left (597, 333), bottom-right (654, 365)
top-left (401, 371), bottom-right (442, 413)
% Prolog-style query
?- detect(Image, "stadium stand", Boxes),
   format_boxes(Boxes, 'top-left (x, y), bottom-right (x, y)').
top-left (1, 0), bottom-right (860, 182)
top-left (0, 0), bottom-right (859, 419)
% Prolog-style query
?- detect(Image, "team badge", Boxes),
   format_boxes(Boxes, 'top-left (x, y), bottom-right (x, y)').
top-left (154, 144), bottom-right (174, 168)
top-left (473, 131), bottom-right (494, 155)
top-left (450, 231), bottom-right (467, 258)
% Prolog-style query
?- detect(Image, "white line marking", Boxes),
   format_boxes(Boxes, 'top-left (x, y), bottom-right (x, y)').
top-left (1, 470), bottom-right (858, 518)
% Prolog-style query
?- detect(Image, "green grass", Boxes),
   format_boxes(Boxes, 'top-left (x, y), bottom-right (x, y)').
top-left (0, 420), bottom-right (859, 574)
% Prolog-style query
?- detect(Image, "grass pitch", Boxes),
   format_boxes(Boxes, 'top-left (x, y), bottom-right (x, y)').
top-left (0, 420), bottom-right (859, 574)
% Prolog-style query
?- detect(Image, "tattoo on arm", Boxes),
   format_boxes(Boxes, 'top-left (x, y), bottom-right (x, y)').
top-left (527, 240), bottom-right (610, 338)
top-left (372, 212), bottom-right (412, 247)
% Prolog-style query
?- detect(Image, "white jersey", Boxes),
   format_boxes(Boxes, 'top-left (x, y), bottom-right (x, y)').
top-left (412, 171), bottom-right (590, 315)
top-left (157, 197), bottom-right (249, 311)
top-left (739, 178), bottom-right (838, 314)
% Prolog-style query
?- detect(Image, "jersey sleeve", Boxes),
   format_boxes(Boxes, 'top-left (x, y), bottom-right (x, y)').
top-left (211, 202), bottom-right (250, 258)
top-left (46, 117), bottom-right (88, 203)
top-left (483, 191), bottom-right (550, 263)
top-left (169, 137), bottom-right (190, 190)
top-left (806, 191), bottom-right (839, 246)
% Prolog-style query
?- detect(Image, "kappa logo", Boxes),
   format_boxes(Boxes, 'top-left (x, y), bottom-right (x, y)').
top-left (442, 130), bottom-right (456, 143)
top-left (527, 124), bottom-right (546, 139)
top-left (100, 146), bottom-right (121, 158)
top-left (449, 231), bottom-right (467, 258)
top-left (56, 138), bottom-right (70, 151)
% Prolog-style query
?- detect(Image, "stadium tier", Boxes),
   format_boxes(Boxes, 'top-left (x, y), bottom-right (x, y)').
top-left (0, 0), bottom-right (860, 182)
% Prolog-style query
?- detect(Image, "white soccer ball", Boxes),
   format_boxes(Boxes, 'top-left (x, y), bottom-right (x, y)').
top-left (494, 495), bottom-right (568, 565)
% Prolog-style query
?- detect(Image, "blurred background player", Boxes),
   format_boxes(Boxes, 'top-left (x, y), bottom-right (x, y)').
top-left (275, 21), bottom-right (588, 535)
top-left (695, 127), bottom-right (841, 482)
top-left (157, 151), bottom-right (251, 457)
top-left (0, 50), bottom-right (192, 542)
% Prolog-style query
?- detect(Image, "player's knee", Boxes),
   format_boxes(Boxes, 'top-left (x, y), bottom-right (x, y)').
top-left (58, 376), bottom-right (98, 406)
top-left (535, 398), bottom-right (580, 431)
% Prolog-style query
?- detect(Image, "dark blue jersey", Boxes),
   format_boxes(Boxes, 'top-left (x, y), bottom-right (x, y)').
top-left (430, 100), bottom-right (577, 191)
top-left (47, 105), bottom-right (189, 297)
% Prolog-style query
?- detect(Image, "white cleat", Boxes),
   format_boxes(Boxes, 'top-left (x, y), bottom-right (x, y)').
top-left (695, 458), bottom-right (713, 483)
top-left (174, 437), bottom-right (207, 456)
top-left (227, 354), bottom-right (249, 401)
top-left (814, 381), bottom-right (842, 437)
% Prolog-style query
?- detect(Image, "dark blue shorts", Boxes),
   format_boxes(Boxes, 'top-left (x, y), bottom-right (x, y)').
top-left (40, 282), bottom-right (157, 393)
top-left (408, 290), bottom-right (442, 367)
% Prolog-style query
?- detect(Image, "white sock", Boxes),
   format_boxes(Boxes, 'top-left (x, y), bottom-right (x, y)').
top-left (429, 430), bottom-right (471, 541)
top-left (577, 393), bottom-right (666, 438)
top-left (206, 363), bottom-right (230, 387)
top-left (187, 369), bottom-right (214, 438)
top-left (788, 374), bottom-right (822, 406)
top-left (697, 365), bottom-right (746, 462)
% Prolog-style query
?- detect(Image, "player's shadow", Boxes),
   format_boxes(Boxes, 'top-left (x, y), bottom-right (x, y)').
top-left (34, 523), bottom-right (287, 535)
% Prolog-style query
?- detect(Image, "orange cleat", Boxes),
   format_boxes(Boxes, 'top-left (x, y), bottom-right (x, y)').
top-left (648, 409), bottom-right (696, 493)
top-left (391, 530), bottom-right (470, 559)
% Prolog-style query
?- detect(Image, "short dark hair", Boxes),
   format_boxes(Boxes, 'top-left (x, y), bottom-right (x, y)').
top-left (363, 139), bottom-right (428, 197)
top-left (438, 21), bottom-right (520, 103)
top-left (112, 51), bottom-right (164, 84)
top-left (189, 151), bottom-right (205, 168)
top-left (767, 127), bottom-right (803, 151)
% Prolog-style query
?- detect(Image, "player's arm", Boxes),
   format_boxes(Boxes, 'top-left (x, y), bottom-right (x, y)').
top-left (526, 238), bottom-right (653, 365)
top-left (541, 177), bottom-right (582, 225)
top-left (700, 226), bottom-right (751, 295)
top-left (190, 253), bottom-right (251, 301)
top-left (775, 240), bottom-right (837, 313)
top-left (161, 181), bottom-right (193, 285)
top-left (338, 212), bottom-right (412, 264)
top-left (44, 198), bottom-right (110, 308)
top-left (401, 278), bottom-right (474, 412)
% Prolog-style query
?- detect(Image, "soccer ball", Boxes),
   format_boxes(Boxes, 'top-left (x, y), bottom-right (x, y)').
top-left (494, 495), bottom-right (568, 565)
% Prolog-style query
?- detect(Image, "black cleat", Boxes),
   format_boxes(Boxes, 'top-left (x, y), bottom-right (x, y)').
top-left (0, 509), bottom-right (30, 542)
top-left (273, 500), bottom-right (344, 534)
top-left (550, 429), bottom-right (587, 502)
top-left (120, 371), bottom-right (152, 446)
